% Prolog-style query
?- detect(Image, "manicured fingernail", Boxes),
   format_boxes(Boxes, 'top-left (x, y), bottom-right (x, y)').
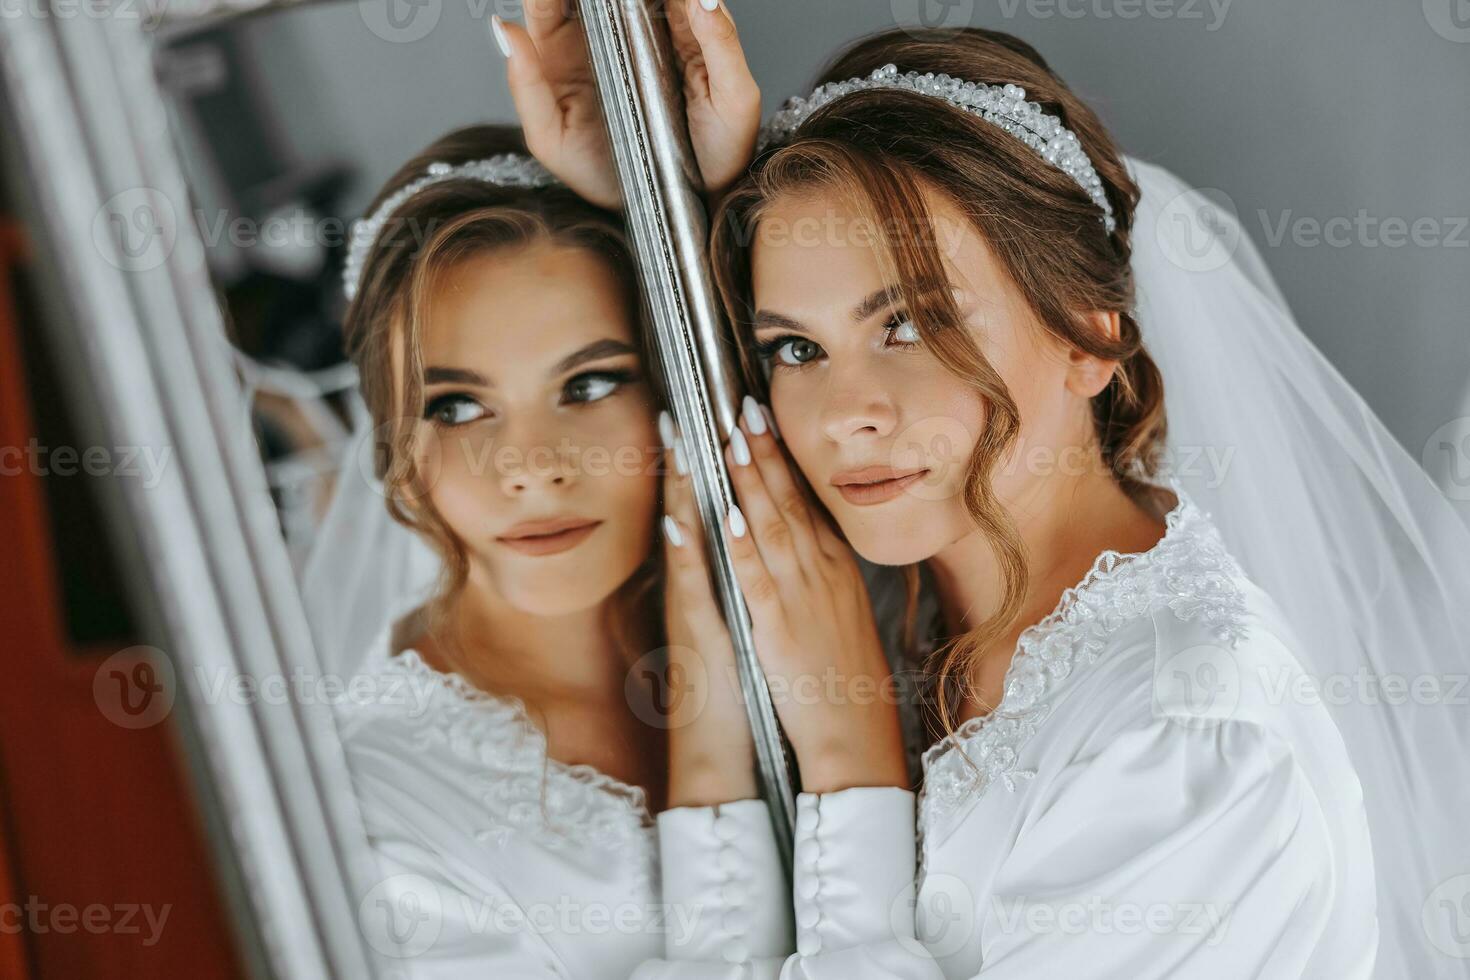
top-left (662, 515), bottom-right (684, 548)
top-left (728, 504), bottom-right (747, 538)
top-left (699, 0), bottom-right (719, 11)
top-left (490, 15), bottom-right (511, 58)
top-left (673, 437), bottom-right (688, 476)
top-left (741, 395), bottom-right (767, 436)
top-left (762, 404), bottom-right (781, 441)
top-left (658, 409), bottom-right (675, 450)
top-left (730, 427), bottom-right (751, 466)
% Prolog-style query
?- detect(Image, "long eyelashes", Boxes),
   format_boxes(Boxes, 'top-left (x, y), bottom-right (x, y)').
top-left (424, 392), bottom-right (487, 428)
top-left (423, 367), bottom-right (643, 429)
top-left (754, 312), bottom-right (919, 371)
top-left (753, 333), bottom-right (822, 367)
top-left (561, 367), bottom-right (640, 405)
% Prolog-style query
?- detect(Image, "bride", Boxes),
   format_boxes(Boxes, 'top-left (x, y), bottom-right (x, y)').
top-left (701, 27), bottom-right (1379, 976)
top-left (307, 113), bottom-right (793, 980)
top-left (518, 10), bottom-right (1470, 980)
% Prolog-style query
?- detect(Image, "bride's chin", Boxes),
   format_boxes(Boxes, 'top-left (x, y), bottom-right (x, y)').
top-left (489, 565), bottom-right (624, 618)
top-left (501, 582), bottom-right (614, 618)
top-left (841, 525), bottom-right (944, 567)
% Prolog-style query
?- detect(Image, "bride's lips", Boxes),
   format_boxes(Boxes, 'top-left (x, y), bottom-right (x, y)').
top-left (496, 517), bottom-right (602, 556)
top-left (830, 465), bottom-right (930, 506)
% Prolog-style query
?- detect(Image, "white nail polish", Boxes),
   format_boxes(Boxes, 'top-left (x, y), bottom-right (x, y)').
top-left (730, 427), bottom-right (751, 466)
top-left (662, 515), bottom-right (684, 548)
top-left (728, 504), bottom-right (747, 538)
top-left (658, 409), bottom-right (675, 449)
top-left (700, 0), bottom-right (719, 10)
top-left (673, 438), bottom-right (688, 476)
top-left (490, 16), bottom-right (511, 57)
top-left (741, 395), bottom-right (767, 436)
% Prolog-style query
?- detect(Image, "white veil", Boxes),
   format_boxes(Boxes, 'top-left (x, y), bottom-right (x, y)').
top-left (299, 415), bottom-right (442, 680)
top-left (1126, 155), bottom-right (1470, 978)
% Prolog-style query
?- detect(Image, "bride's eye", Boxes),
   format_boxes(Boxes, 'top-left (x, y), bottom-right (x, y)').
top-left (563, 369), bottom-right (636, 405)
top-left (756, 335), bottom-right (824, 368)
top-left (424, 393), bottom-right (488, 427)
top-left (885, 314), bottom-right (921, 346)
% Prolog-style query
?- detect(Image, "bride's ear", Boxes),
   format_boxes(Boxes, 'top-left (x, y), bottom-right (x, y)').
top-left (1064, 310), bottom-right (1121, 398)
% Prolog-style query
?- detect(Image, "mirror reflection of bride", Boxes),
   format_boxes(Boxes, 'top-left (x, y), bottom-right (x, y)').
top-left (306, 124), bottom-right (791, 977)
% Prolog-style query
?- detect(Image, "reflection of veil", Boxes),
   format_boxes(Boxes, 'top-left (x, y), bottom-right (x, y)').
top-left (299, 420), bottom-right (441, 680)
top-left (1125, 156), bottom-right (1470, 977)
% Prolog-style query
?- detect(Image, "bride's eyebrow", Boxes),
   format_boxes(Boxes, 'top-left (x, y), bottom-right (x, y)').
top-left (424, 366), bottom-right (489, 387)
top-left (755, 283), bottom-right (935, 333)
top-left (420, 340), bottom-right (636, 389)
top-left (553, 338), bottom-right (638, 375)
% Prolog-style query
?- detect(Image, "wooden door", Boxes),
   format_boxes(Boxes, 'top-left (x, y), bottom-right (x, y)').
top-left (0, 217), bottom-right (245, 978)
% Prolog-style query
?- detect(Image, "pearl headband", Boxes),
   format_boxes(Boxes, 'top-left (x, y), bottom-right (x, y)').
top-left (342, 153), bottom-right (560, 302)
top-left (758, 63), bottom-right (1116, 234)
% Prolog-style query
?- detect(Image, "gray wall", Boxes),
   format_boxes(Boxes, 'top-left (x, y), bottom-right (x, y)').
top-left (241, 0), bottom-right (1470, 503)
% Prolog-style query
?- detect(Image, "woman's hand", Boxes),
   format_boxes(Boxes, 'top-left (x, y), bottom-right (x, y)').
top-left (719, 397), bottom-right (910, 794)
top-left (658, 416), bottom-right (759, 807)
top-left (664, 0), bottom-right (762, 199)
top-left (496, 0), bottom-right (760, 209)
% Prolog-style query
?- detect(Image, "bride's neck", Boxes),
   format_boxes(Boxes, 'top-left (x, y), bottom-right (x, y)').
top-left (429, 566), bottom-right (635, 701)
top-left (925, 466), bottom-right (1163, 642)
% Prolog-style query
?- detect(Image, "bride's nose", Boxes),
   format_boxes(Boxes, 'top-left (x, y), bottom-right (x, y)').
top-left (497, 437), bottom-right (576, 496)
top-left (819, 368), bottom-right (898, 443)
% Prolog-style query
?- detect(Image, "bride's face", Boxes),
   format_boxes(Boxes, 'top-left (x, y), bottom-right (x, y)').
top-left (748, 186), bottom-right (1113, 566)
top-left (409, 240), bottom-right (659, 615)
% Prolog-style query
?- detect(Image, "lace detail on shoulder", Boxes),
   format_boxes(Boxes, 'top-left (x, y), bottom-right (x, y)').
top-left (356, 640), bottom-right (656, 880)
top-left (919, 480), bottom-right (1250, 824)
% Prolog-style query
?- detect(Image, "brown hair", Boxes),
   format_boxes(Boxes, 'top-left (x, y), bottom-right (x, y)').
top-left (709, 28), bottom-right (1168, 736)
top-left (342, 124), bottom-right (662, 675)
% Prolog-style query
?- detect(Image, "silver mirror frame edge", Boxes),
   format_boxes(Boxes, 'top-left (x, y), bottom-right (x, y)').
top-left (578, 0), bottom-right (797, 868)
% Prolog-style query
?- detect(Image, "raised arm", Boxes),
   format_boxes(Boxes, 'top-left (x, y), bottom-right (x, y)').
top-left (494, 0), bottom-right (760, 209)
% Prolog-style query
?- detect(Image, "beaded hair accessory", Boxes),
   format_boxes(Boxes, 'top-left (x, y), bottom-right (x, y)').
top-left (758, 63), bottom-right (1116, 234)
top-left (342, 153), bottom-right (561, 301)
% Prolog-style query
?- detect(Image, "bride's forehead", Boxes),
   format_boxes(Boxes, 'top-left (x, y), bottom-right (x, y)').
top-left (748, 193), bottom-right (1005, 310)
top-left (425, 247), bottom-right (633, 338)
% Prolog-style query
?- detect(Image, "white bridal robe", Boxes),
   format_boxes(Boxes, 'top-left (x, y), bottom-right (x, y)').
top-left (776, 483), bottom-right (1379, 978)
top-left (337, 624), bottom-right (795, 978)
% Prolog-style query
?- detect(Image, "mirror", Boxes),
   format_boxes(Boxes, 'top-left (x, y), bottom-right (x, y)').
top-left (0, 0), bottom-right (790, 975)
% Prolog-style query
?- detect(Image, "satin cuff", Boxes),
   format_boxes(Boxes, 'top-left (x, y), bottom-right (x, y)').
top-left (790, 787), bottom-right (918, 957)
top-left (657, 798), bottom-right (793, 964)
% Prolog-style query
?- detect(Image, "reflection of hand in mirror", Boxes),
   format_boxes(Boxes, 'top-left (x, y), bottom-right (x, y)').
top-left (492, 0), bottom-right (760, 206)
top-left (656, 418), bottom-right (761, 808)
top-left (334, 122), bottom-right (796, 974)
top-left (340, 124), bottom-right (672, 971)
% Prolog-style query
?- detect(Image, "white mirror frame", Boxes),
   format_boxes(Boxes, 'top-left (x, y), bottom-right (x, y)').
top-left (0, 5), bottom-right (394, 977)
